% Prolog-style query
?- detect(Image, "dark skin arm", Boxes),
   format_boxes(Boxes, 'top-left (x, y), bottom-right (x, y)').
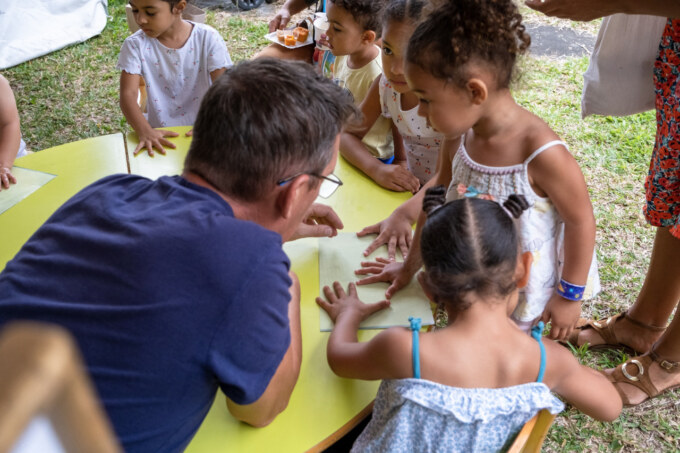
top-left (525, 0), bottom-right (680, 20)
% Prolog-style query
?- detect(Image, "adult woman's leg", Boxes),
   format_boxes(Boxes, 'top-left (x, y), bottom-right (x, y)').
top-left (575, 227), bottom-right (680, 353)
top-left (572, 18), bottom-right (680, 355)
top-left (604, 253), bottom-right (680, 406)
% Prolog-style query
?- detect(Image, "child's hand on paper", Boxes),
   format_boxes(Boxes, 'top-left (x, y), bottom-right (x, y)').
top-left (354, 258), bottom-right (412, 299)
top-left (134, 128), bottom-right (178, 156)
top-left (185, 128), bottom-right (193, 137)
top-left (357, 208), bottom-right (413, 260)
top-left (0, 166), bottom-right (16, 190)
top-left (316, 281), bottom-right (390, 324)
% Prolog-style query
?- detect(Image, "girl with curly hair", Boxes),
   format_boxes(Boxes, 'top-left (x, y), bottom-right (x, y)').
top-left (356, 0), bottom-right (600, 341)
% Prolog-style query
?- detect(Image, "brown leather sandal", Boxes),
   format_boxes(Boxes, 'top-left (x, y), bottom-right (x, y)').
top-left (606, 350), bottom-right (680, 407)
top-left (562, 312), bottom-right (666, 355)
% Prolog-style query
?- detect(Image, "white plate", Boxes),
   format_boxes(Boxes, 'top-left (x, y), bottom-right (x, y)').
top-left (265, 30), bottom-right (314, 49)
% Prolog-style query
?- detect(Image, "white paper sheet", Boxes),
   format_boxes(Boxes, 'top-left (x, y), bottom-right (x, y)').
top-left (319, 233), bottom-right (434, 331)
top-left (0, 167), bottom-right (56, 215)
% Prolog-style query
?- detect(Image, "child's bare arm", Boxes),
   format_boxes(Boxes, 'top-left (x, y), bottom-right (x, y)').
top-left (340, 132), bottom-right (419, 193)
top-left (0, 75), bottom-right (21, 190)
top-left (120, 71), bottom-right (178, 156)
top-left (531, 143), bottom-right (596, 340)
top-left (545, 342), bottom-right (622, 421)
top-left (340, 77), bottom-right (419, 192)
top-left (392, 123), bottom-right (407, 164)
top-left (210, 68), bottom-right (226, 82)
top-left (356, 136), bottom-right (458, 295)
top-left (316, 282), bottom-right (409, 380)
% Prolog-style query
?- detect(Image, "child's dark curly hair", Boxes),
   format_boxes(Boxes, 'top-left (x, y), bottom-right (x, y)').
top-left (420, 186), bottom-right (529, 312)
top-left (329, 0), bottom-right (385, 35)
top-left (406, 0), bottom-right (531, 89)
top-left (381, 0), bottom-right (425, 28)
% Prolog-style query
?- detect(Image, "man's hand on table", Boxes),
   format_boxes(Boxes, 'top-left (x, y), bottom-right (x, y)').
top-left (289, 203), bottom-right (344, 241)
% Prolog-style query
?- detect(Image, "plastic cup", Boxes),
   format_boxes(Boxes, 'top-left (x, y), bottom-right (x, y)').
top-left (313, 13), bottom-right (330, 51)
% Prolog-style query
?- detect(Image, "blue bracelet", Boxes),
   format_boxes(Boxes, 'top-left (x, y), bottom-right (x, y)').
top-left (557, 279), bottom-right (586, 302)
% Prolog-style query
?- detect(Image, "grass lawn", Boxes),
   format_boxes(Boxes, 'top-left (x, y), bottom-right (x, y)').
top-left (2, 0), bottom-right (678, 451)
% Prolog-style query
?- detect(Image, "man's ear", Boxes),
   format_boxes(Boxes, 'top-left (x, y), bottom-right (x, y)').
top-left (515, 251), bottom-right (533, 289)
top-left (276, 175), bottom-right (311, 220)
top-left (361, 30), bottom-right (377, 45)
top-left (466, 78), bottom-right (488, 105)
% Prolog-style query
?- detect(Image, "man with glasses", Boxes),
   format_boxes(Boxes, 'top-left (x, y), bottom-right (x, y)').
top-left (0, 58), bottom-right (356, 452)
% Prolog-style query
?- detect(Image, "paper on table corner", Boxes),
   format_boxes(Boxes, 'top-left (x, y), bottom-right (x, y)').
top-left (0, 167), bottom-right (56, 216)
top-left (318, 232), bottom-right (434, 332)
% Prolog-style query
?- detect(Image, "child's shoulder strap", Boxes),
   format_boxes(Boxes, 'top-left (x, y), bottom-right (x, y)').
top-left (524, 140), bottom-right (568, 165)
top-left (530, 321), bottom-right (547, 383)
top-left (409, 317), bottom-right (421, 379)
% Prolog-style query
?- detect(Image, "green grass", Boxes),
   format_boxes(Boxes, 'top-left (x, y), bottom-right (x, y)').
top-left (3, 1), bottom-right (679, 451)
top-left (2, 0), bottom-right (269, 151)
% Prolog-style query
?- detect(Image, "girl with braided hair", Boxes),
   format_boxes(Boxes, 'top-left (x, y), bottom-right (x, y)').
top-left (356, 0), bottom-right (600, 341)
top-left (318, 187), bottom-right (621, 452)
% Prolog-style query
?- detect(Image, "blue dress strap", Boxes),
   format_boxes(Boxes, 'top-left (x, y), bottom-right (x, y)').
top-left (530, 321), bottom-right (547, 383)
top-left (409, 317), bottom-right (422, 379)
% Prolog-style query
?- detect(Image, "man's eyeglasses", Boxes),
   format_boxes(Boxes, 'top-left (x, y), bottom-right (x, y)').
top-left (277, 172), bottom-right (343, 199)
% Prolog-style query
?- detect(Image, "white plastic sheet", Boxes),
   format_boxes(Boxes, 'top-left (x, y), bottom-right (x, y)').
top-left (0, 0), bottom-right (108, 69)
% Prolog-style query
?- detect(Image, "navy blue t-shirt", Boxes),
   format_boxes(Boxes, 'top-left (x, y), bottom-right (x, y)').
top-left (0, 175), bottom-right (292, 452)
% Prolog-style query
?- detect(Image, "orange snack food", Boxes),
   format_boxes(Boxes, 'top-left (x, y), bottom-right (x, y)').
top-left (277, 29), bottom-right (285, 42)
top-left (284, 34), bottom-right (296, 46)
top-left (294, 27), bottom-right (309, 42)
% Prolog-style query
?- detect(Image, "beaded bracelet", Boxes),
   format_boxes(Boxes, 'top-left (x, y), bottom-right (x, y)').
top-left (556, 279), bottom-right (586, 302)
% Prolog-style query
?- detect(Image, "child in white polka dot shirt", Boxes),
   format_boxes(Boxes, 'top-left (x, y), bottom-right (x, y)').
top-left (118, 0), bottom-right (231, 155)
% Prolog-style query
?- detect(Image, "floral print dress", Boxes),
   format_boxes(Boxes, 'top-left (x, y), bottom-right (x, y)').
top-left (645, 18), bottom-right (680, 239)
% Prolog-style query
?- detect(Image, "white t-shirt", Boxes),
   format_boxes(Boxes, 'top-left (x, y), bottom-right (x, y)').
top-left (379, 75), bottom-right (442, 185)
top-left (117, 22), bottom-right (232, 128)
top-left (17, 137), bottom-right (27, 157)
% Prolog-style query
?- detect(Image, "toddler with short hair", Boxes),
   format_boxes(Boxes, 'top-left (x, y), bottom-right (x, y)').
top-left (321, 0), bottom-right (396, 167)
top-left (118, 0), bottom-right (232, 156)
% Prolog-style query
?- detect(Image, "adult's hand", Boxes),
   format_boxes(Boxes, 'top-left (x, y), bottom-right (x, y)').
top-left (289, 203), bottom-right (344, 241)
top-left (269, 7), bottom-right (292, 32)
top-left (0, 166), bottom-right (16, 190)
top-left (524, 0), bottom-right (619, 21)
top-left (269, 0), bottom-right (313, 32)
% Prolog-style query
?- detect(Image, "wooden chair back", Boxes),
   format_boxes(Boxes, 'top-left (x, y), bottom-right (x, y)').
top-left (0, 322), bottom-right (121, 453)
top-left (506, 409), bottom-right (556, 453)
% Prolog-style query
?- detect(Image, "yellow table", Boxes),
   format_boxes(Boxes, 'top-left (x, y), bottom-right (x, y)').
top-left (126, 128), bottom-right (413, 452)
top-left (0, 133), bottom-right (128, 271)
top-left (3, 128), bottom-right (412, 451)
